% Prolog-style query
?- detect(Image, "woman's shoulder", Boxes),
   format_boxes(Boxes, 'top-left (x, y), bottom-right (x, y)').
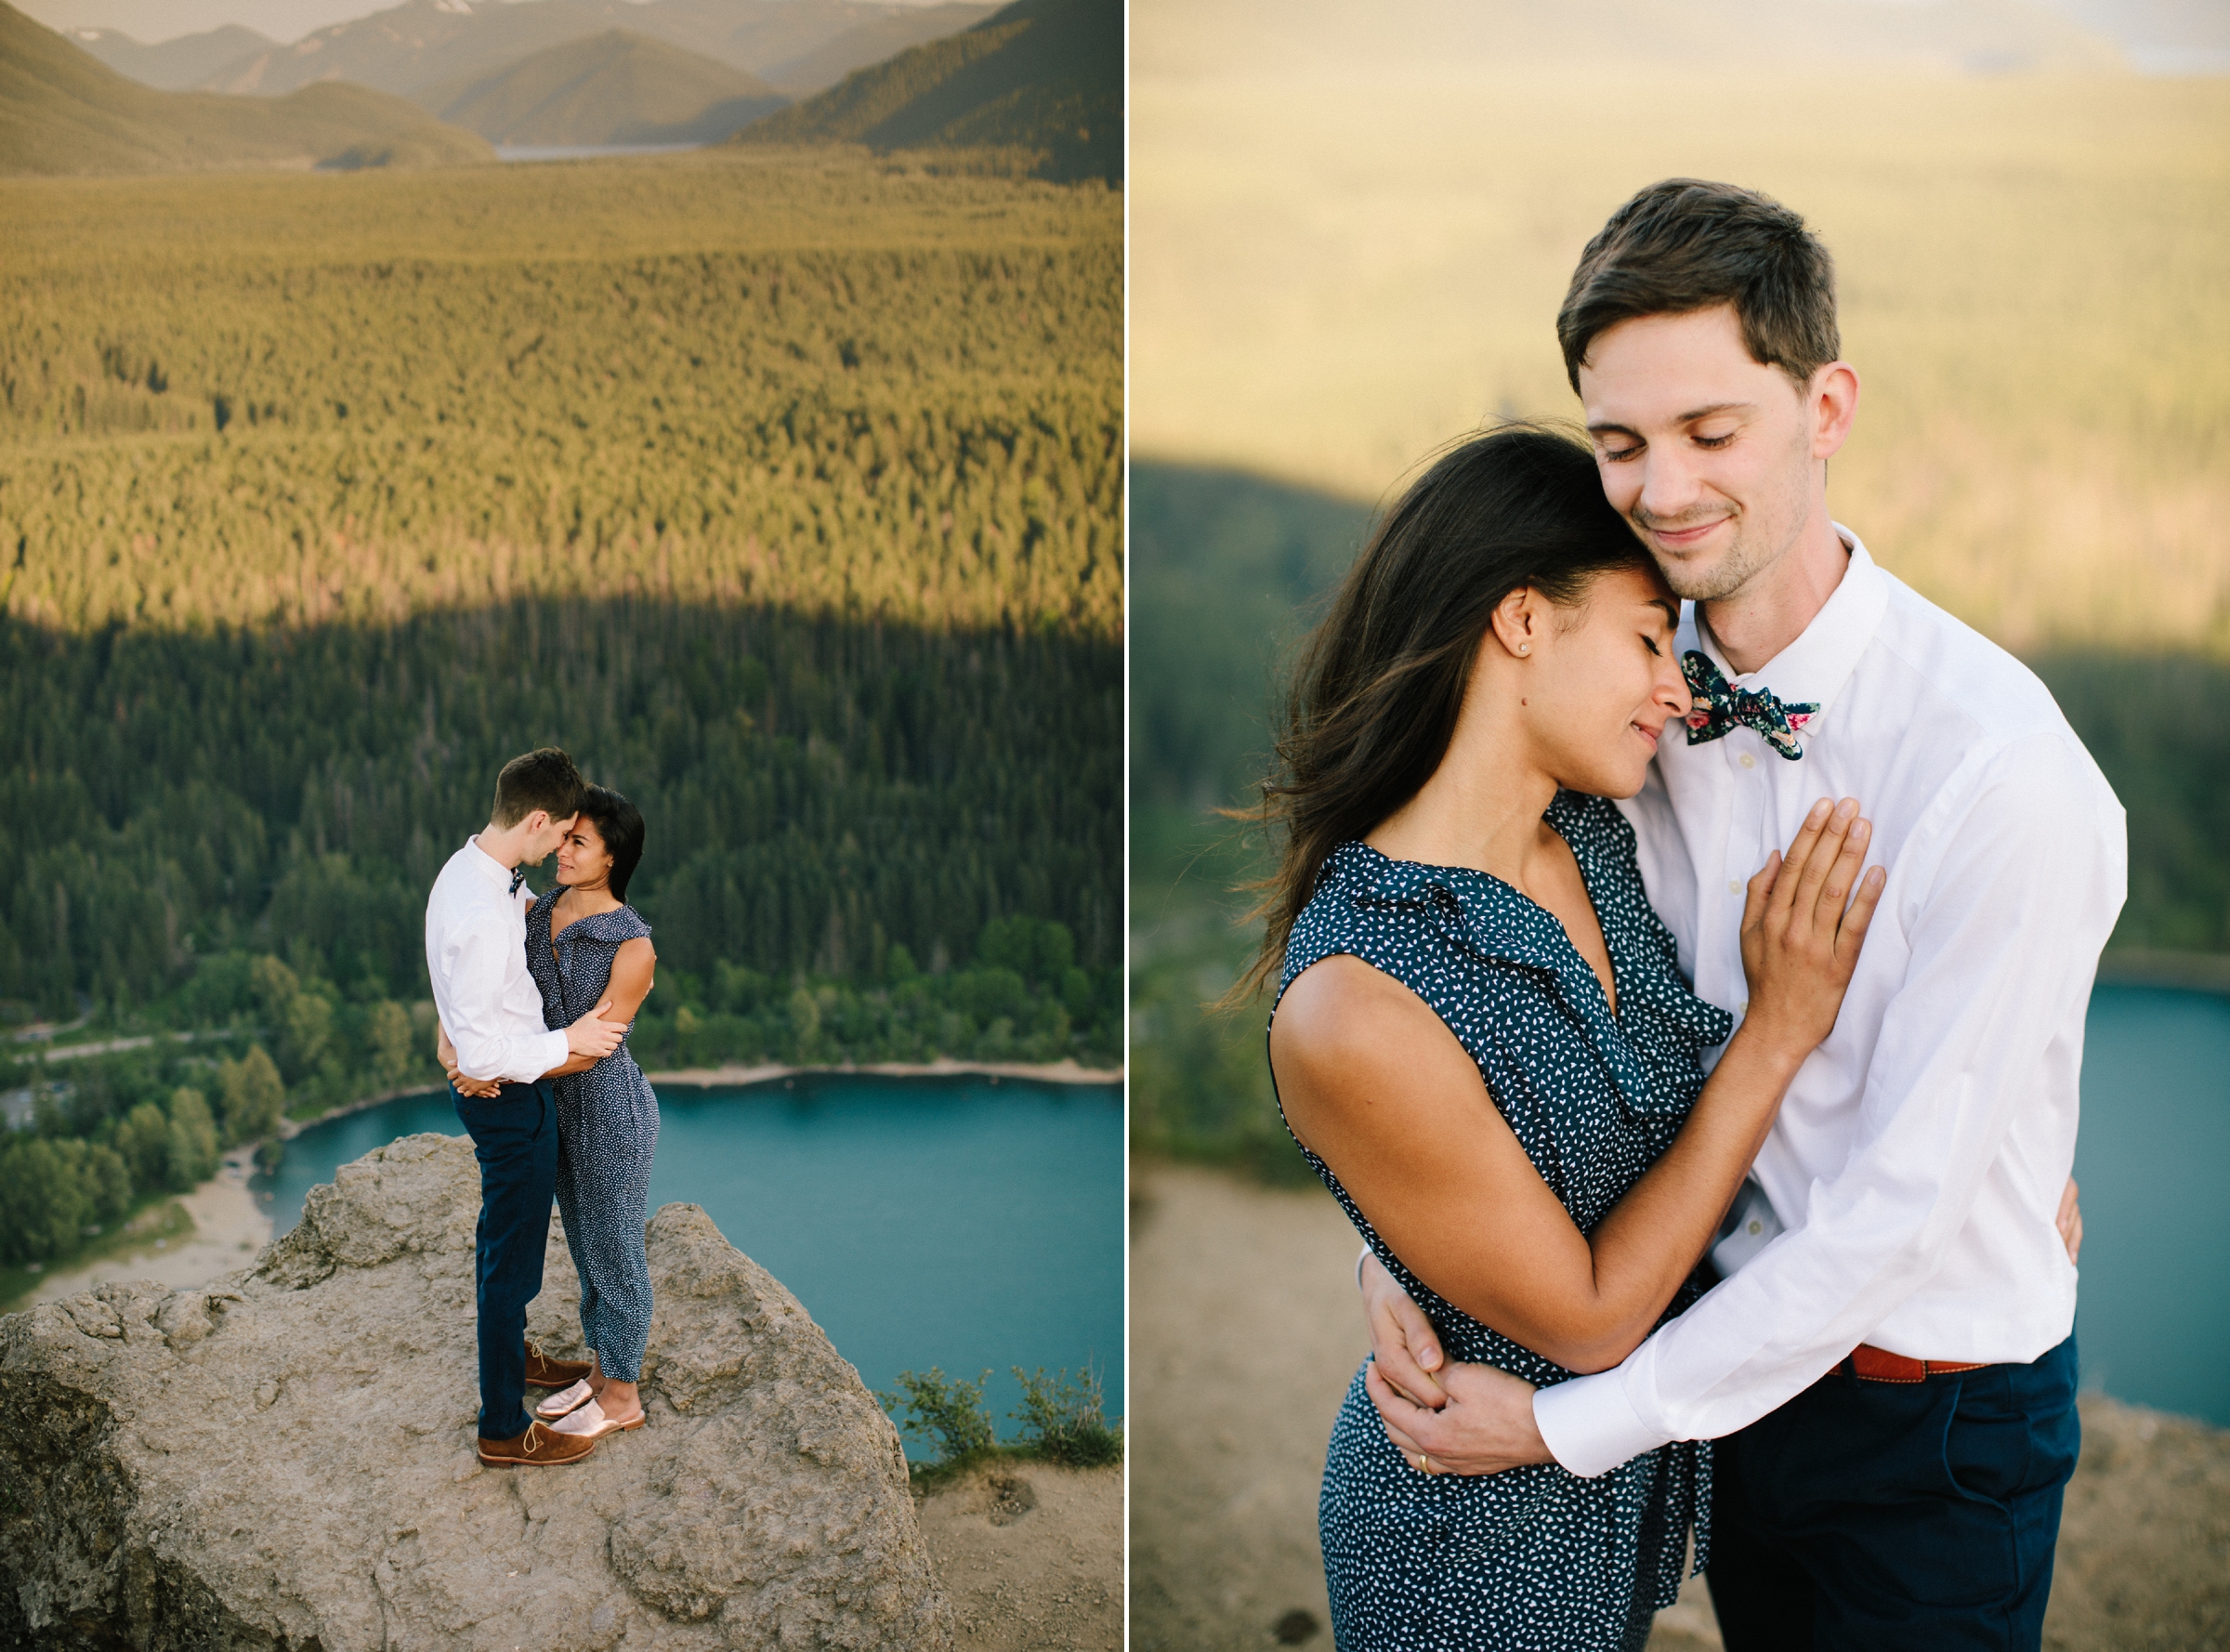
top-left (1280, 841), bottom-right (1495, 990)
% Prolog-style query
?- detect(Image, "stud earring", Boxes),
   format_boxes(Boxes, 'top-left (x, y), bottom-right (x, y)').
top-left (1517, 643), bottom-right (1530, 655)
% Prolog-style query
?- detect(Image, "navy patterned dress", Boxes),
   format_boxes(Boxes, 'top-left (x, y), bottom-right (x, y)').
top-left (527, 892), bottom-right (660, 1383)
top-left (1271, 793), bottom-right (1735, 1652)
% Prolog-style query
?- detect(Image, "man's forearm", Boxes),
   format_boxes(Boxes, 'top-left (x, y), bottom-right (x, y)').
top-left (453, 1025), bottom-right (569, 1084)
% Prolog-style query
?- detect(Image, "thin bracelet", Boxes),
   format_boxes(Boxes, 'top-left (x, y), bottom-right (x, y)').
top-left (1355, 1243), bottom-right (1371, 1291)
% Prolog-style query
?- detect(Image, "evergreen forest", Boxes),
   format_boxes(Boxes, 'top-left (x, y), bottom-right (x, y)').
top-left (0, 153), bottom-right (1121, 1271)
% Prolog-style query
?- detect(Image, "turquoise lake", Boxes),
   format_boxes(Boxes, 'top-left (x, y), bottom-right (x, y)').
top-left (253, 984), bottom-right (2230, 1433)
top-left (255, 1072), bottom-right (1122, 1447)
top-left (2070, 985), bottom-right (2230, 1426)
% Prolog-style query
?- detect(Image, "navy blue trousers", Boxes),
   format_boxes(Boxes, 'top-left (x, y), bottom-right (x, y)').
top-left (1706, 1334), bottom-right (2079, 1651)
top-left (453, 1080), bottom-right (558, 1441)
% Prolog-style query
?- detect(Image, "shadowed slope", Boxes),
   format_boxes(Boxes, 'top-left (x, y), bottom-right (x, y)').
top-left (764, 1), bottom-right (996, 94)
top-left (736, 0), bottom-right (1119, 183)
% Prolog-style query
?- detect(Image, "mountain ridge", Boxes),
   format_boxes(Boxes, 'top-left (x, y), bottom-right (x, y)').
top-left (413, 27), bottom-right (788, 145)
top-left (177, 0), bottom-right (988, 100)
top-left (737, 0), bottom-right (1119, 182)
top-left (63, 20), bottom-right (272, 88)
top-left (0, 1), bottom-right (493, 175)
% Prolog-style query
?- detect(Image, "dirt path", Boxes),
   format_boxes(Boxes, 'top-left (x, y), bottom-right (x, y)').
top-left (916, 1462), bottom-right (1122, 1651)
top-left (1132, 1160), bottom-right (2230, 1652)
top-left (27, 1147), bottom-right (270, 1306)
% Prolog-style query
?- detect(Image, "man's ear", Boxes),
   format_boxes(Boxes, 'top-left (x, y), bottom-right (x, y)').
top-left (1809, 361), bottom-right (1859, 462)
top-left (518, 809), bottom-right (550, 837)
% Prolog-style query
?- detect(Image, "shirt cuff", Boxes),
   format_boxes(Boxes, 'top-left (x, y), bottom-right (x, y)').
top-left (524, 1029), bottom-right (570, 1082)
top-left (1532, 1366), bottom-right (1672, 1479)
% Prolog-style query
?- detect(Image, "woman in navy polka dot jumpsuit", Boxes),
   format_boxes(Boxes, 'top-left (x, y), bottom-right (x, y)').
top-left (1249, 429), bottom-right (1882, 1650)
top-left (525, 785), bottom-right (662, 1440)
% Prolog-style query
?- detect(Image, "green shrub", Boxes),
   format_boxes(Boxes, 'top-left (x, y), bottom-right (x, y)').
top-left (1009, 1365), bottom-right (1122, 1466)
top-left (880, 1367), bottom-right (994, 1463)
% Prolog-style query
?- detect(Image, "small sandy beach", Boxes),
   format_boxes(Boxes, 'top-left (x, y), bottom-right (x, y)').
top-left (1132, 1160), bottom-right (2230, 1652)
top-left (25, 1146), bottom-right (273, 1306)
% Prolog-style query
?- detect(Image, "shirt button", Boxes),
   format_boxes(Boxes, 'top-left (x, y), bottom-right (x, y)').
top-left (1739, 752), bottom-right (1756, 769)
top-left (1727, 880), bottom-right (1741, 894)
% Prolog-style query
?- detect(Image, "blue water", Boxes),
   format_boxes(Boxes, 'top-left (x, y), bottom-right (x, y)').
top-left (2072, 985), bottom-right (2230, 1425)
top-left (255, 1073), bottom-right (1122, 1446)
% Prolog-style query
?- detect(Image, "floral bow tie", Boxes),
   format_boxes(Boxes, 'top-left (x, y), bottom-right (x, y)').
top-left (1682, 650), bottom-right (1818, 761)
top-left (508, 867), bottom-right (528, 897)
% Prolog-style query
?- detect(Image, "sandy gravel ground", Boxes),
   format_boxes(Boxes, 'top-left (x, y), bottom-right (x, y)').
top-left (1133, 1160), bottom-right (2230, 1652)
top-left (915, 1462), bottom-right (1122, 1651)
top-left (27, 1147), bottom-right (270, 1305)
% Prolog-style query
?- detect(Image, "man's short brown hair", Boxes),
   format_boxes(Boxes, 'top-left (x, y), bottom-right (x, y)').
top-left (1557, 179), bottom-right (1840, 394)
top-left (492, 747), bottom-right (584, 829)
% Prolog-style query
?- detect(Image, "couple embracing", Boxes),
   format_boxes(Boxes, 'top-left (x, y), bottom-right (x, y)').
top-left (1259, 181), bottom-right (2124, 1648)
top-left (423, 747), bottom-right (662, 1468)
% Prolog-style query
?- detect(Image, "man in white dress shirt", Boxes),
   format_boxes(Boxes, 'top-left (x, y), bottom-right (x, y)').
top-left (425, 746), bottom-right (627, 1467)
top-left (1358, 181), bottom-right (2126, 1646)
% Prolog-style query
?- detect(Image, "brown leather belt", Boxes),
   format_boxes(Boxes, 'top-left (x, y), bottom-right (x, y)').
top-left (1843, 1344), bottom-right (1987, 1384)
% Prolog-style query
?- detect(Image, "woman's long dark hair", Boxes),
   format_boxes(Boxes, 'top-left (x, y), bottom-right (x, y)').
top-left (1230, 424), bottom-right (1651, 1002)
top-left (576, 784), bottom-right (646, 904)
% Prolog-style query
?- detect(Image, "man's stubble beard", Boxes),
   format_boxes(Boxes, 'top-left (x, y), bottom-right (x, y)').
top-left (1635, 437), bottom-right (1816, 607)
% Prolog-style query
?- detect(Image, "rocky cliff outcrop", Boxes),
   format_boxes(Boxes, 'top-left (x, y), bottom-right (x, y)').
top-left (0, 1132), bottom-right (952, 1651)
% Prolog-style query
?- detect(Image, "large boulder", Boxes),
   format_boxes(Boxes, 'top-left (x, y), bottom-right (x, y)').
top-left (0, 1132), bottom-right (952, 1651)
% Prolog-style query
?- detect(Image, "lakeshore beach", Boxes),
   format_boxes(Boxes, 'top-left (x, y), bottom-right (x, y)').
top-left (21, 1146), bottom-right (271, 1308)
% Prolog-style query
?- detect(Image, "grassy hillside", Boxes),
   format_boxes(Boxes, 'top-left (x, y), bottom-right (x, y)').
top-left (765, 2), bottom-right (996, 94)
top-left (416, 29), bottom-right (787, 146)
top-left (0, 2), bottom-right (492, 175)
top-left (738, 0), bottom-right (1119, 184)
top-left (64, 21), bottom-right (273, 90)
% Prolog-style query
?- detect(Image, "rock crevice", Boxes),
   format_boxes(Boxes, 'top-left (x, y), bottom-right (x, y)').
top-left (0, 1132), bottom-right (952, 1652)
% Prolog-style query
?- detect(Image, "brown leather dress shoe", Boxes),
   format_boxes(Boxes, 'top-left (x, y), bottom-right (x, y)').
top-left (523, 1341), bottom-right (594, 1389)
top-left (477, 1420), bottom-right (597, 1467)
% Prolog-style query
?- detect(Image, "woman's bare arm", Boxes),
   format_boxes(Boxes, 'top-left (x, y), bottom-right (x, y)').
top-left (1275, 798), bottom-right (1882, 1375)
top-left (538, 938), bottom-right (656, 1079)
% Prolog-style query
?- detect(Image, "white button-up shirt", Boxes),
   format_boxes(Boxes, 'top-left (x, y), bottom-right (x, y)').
top-left (424, 837), bottom-right (571, 1086)
top-left (1533, 531), bottom-right (2126, 1478)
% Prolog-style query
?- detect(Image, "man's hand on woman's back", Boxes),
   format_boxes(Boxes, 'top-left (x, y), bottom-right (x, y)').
top-left (1358, 1177), bottom-right (2087, 1474)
